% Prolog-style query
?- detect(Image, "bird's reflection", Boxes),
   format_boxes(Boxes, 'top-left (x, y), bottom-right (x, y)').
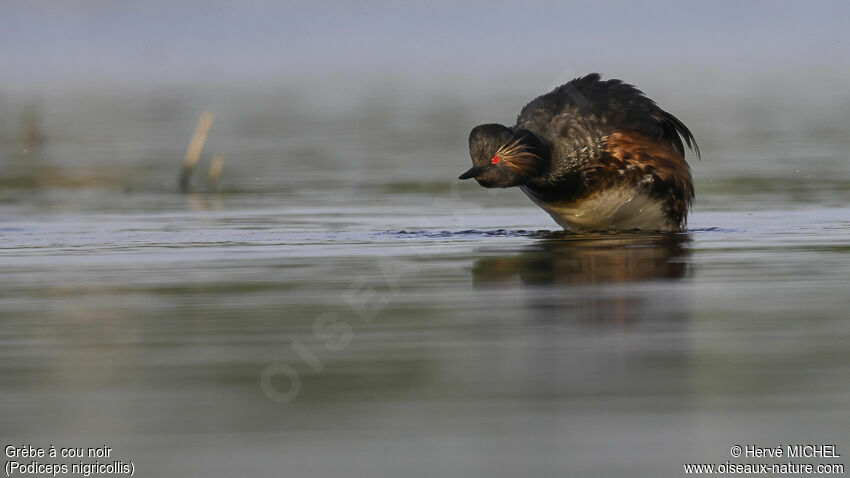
top-left (472, 232), bottom-right (692, 323)
top-left (474, 232), bottom-right (691, 285)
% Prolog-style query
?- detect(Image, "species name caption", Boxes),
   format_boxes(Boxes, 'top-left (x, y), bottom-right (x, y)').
top-left (4, 445), bottom-right (134, 477)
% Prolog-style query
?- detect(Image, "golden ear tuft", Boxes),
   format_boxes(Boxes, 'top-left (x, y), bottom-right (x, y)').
top-left (493, 138), bottom-right (541, 176)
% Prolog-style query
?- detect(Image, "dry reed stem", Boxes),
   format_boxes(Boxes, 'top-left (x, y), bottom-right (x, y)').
top-left (179, 111), bottom-right (215, 192)
top-left (207, 153), bottom-right (224, 188)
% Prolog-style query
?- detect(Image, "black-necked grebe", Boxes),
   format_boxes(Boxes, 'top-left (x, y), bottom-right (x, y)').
top-left (459, 73), bottom-right (699, 232)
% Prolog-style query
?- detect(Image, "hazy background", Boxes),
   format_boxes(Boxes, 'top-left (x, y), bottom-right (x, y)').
top-left (2, 0), bottom-right (848, 92)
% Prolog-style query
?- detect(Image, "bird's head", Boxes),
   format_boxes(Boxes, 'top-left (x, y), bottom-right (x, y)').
top-left (459, 124), bottom-right (546, 188)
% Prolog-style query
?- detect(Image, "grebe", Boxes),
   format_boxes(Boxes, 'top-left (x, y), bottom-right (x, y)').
top-left (459, 73), bottom-right (699, 232)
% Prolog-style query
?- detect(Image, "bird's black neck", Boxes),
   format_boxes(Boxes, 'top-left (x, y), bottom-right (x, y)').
top-left (523, 171), bottom-right (587, 203)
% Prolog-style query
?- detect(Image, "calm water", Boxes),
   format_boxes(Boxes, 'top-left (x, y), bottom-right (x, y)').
top-left (1, 85), bottom-right (849, 476)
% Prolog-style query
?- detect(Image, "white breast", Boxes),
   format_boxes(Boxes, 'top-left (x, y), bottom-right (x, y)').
top-left (521, 185), bottom-right (675, 232)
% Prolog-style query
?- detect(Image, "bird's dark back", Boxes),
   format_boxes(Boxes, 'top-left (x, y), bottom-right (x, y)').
top-left (515, 73), bottom-right (698, 158)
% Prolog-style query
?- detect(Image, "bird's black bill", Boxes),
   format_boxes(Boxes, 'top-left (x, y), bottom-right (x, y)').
top-left (458, 166), bottom-right (483, 180)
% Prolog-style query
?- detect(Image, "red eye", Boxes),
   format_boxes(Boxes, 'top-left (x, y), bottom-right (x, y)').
top-left (491, 156), bottom-right (500, 164)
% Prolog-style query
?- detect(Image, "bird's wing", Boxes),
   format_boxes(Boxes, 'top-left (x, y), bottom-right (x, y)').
top-left (516, 73), bottom-right (699, 157)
